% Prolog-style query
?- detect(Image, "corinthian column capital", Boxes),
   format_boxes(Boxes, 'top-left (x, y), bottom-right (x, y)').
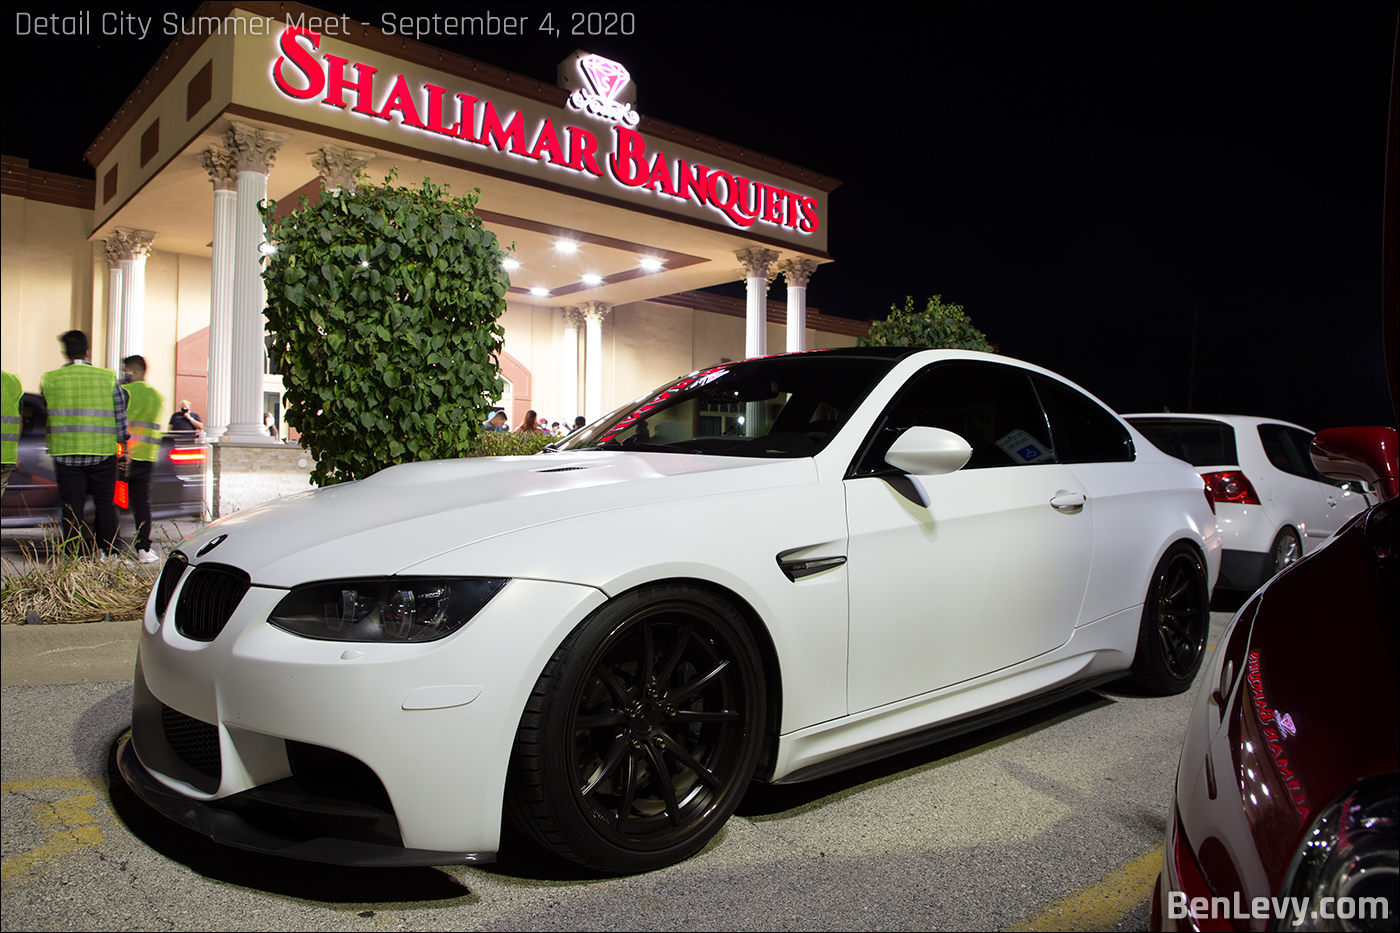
top-left (735, 247), bottom-right (780, 280)
top-left (561, 306), bottom-right (585, 328)
top-left (579, 301), bottom-right (612, 325)
top-left (777, 258), bottom-right (818, 289)
top-left (112, 228), bottom-right (156, 262)
top-left (198, 147), bottom-right (238, 191)
top-left (310, 145), bottom-right (376, 192)
top-left (224, 121), bottom-right (288, 175)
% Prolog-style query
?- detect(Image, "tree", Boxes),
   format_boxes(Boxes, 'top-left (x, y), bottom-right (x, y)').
top-left (858, 295), bottom-right (994, 352)
top-left (261, 175), bottom-right (509, 486)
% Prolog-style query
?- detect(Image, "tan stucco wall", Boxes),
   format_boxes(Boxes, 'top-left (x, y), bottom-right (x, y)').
top-left (0, 194), bottom-right (97, 391)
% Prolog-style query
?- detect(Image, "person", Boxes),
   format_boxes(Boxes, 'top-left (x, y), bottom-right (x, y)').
top-left (572, 416), bottom-right (586, 433)
top-left (550, 421), bottom-right (561, 435)
top-left (168, 400), bottom-right (203, 435)
top-left (1, 369), bottom-right (20, 496)
top-left (482, 410), bottom-right (508, 431)
top-left (515, 410), bottom-right (544, 434)
top-left (263, 411), bottom-right (279, 440)
top-left (40, 330), bottom-right (128, 555)
top-left (121, 355), bottom-right (164, 563)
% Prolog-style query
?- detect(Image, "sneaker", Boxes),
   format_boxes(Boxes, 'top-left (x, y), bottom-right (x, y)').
top-left (136, 549), bottom-right (159, 564)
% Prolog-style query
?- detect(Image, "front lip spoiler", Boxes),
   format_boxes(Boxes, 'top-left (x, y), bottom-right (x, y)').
top-left (117, 737), bottom-right (493, 867)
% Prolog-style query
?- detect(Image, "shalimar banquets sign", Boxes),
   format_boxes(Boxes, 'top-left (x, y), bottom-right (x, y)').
top-left (271, 27), bottom-right (819, 233)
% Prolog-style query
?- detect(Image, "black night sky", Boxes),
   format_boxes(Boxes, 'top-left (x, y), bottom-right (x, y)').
top-left (5, 2), bottom-right (1396, 430)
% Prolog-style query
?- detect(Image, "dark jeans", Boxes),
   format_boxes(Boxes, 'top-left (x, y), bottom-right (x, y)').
top-left (54, 457), bottom-right (118, 554)
top-left (128, 459), bottom-right (153, 551)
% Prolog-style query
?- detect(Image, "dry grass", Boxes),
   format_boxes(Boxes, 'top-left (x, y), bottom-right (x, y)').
top-left (1, 536), bottom-right (160, 625)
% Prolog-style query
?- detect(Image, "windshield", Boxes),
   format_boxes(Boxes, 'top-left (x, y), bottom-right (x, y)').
top-left (553, 354), bottom-right (896, 458)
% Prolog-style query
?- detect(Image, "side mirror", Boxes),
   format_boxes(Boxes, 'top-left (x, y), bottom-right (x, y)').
top-left (885, 427), bottom-right (973, 476)
top-left (1311, 426), bottom-right (1398, 502)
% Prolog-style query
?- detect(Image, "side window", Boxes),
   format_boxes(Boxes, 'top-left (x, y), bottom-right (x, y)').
top-left (1032, 375), bottom-right (1134, 463)
top-left (852, 362), bottom-right (1054, 475)
top-left (1257, 424), bottom-right (1312, 478)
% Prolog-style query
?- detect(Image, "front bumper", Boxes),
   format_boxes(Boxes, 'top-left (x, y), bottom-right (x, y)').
top-left (125, 571), bottom-right (608, 861)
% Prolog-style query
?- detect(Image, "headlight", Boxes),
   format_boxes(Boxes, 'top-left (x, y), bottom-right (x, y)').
top-left (268, 577), bottom-right (508, 643)
top-left (1278, 777), bottom-right (1398, 931)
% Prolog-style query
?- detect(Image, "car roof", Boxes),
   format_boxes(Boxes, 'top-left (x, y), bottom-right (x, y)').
top-left (1122, 413), bottom-right (1314, 433)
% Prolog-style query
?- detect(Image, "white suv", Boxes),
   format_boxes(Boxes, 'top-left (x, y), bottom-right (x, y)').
top-left (1125, 414), bottom-right (1372, 592)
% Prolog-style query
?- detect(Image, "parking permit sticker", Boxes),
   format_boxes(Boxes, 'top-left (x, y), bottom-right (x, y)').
top-left (996, 429), bottom-right (1054, 464)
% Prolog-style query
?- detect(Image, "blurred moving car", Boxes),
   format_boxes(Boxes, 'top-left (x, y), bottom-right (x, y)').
top-left (1125, 414), bottom-right (1372, 592)
top-left (0, 392), bottom-right (208, 529)
top-left (120, 348), bottom-right (1221, 874)
top-left (1151, 425), bottom-right (1398, 932)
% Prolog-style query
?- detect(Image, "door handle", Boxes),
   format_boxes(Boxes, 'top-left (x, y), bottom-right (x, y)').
top-left (1050, 492), bottom-right (1086, 512)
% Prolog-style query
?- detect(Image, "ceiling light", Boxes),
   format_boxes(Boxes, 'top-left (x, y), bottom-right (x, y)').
top-left (581, 274), bottom-right (603, 286)
top-left (501, 257), bottom-right (520, 271)
top-left (555, 240), bottom-right (578, 253)
top-left (530, 287), bottom-right (550, 297)
top-left (638, 256), bottom-right (663, 271)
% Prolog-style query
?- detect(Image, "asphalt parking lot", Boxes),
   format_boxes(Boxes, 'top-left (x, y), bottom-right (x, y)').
top-left (0, 602), bottom-right (1233, 932)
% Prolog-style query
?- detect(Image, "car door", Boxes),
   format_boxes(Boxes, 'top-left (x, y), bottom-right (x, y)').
top-left (1256, 423), bottom-right (1343, 551)
top-left (844, 361), bottom-right (1092, 714)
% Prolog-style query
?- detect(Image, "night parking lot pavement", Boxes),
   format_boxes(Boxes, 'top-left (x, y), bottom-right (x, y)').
top-left (0, 612), bottom-right (1231, 932)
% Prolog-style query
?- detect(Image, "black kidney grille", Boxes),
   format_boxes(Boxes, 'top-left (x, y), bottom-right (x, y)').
top-left (154, 551), bottom-right (188, 619)
top-left (161, 704), bottom-right (220, 780)
top-left (174, 563), bottom-right (251, 641)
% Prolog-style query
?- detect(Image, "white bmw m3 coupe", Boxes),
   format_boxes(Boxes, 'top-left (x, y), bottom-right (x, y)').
top-left (121, 348), bottom-right (1220, 873)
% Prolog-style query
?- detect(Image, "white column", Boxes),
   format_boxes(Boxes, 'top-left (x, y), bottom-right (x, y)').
top-left (309, 144), bottom-right (376, 193)
top-left (779, 259), bottom-right (818, 353)
top-left (199, 147), bottom-right (238, 440)
top-left (223, 121), bottom-right (287, 442)
top-left (735, 247), bottom-right (779, 359)
top-left (102, 240), bottom-right (123, 370)
top-left (115, 229), bottom-right (155, 361)
top-left (580, 301), bottom-right (611, 422)
top-left (561, 307), bottom-right (582, 424)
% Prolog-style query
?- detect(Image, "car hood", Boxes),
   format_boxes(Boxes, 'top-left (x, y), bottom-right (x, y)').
top-left (181, 451), bottom-right (816, 587)
top-left (1225, 498), bottom-right (1398, 893)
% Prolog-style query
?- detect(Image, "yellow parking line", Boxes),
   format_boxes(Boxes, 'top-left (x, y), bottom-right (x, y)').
top-left (1006, 842), bottom-right (1163, 932)
top-left (1, 778), bottom-right (110, 885)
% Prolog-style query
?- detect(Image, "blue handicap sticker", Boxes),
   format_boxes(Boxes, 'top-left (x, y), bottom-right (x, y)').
top-left (1016, 444), bottom-right (1042, 461)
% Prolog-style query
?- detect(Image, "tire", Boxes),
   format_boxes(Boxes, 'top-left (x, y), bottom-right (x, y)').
top-left (1125, 543), bottom-right (1210, 695)
top-left (507, 584), bottom-right (766, 874)
top-left (1264, 527), bottom-right (1302, 585)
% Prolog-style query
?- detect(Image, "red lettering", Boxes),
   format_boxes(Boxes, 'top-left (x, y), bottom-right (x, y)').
top-left (610, 127), bottom-right (650, 187)
top-left (706, 171), bottom-right (756, 228)
top-left (763, 184), bottom-right (785, 223)
top-left (424, 84), bottom-right (465, 136)
top-left (272, 27), bottom-right (324, 100)
top-left (676, 160), bottom-right (708, 204)
top-left (528, 119), bottom-right (566, 163)
top-left (479, 101), bottom-right (527, 154)
top-left (376, 73), bottom-right (425, 127)
top-left (733, 178), bottom-right (763, 220)
top-left (455, 94), bottom-right (481, 142)
top-left (566, 127), bottom-right (603, 176)
top-left (324, 55), bottom-right (378, 115)
top-left (799, 196), bottom-right (819, 232)
top-left (644, 153), bottom-right (678, 196)
top-left (784, 190), bottom-right (803, 228)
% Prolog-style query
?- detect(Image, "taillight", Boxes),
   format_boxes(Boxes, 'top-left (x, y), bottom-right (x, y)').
top-left (170, 447), bottom-right (206, 463)
top-left (1202, 470), bottom-right (1260, 504)
top-left (1202, 475), bottom-right (1216, 514)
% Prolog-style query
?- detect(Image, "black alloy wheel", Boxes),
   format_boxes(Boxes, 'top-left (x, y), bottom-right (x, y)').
top-left (1126, 544), bottom-right (1210, 695)
top-left (508, 584), bottom-right (766, 874)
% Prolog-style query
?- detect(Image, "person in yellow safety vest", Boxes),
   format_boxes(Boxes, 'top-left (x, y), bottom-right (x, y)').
top-left (39, 330), bottom-right (129, 555)
top-left (1, 369), bottom-right (21, 497)
top-left (122, 355), bottom-right (165, 563)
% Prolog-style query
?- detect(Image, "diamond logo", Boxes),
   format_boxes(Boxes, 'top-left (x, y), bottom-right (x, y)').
top-left (580, 54), bottom-right (630, 102)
